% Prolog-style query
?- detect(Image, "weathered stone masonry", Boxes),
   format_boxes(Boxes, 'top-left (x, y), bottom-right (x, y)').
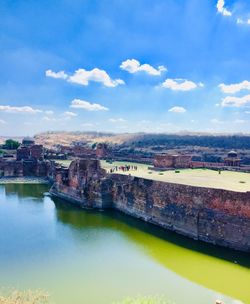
top-left (50, 159), bottom-right (250, 252)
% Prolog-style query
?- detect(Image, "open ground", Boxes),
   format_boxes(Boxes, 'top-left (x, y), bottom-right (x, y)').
top-left (101, 161), bottom-right (250, 192)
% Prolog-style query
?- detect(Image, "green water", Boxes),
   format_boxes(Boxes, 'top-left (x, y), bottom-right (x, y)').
top-left (0, 184), bottom-right (249, 304)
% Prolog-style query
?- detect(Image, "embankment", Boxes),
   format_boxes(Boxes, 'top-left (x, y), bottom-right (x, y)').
top-left (50, 159), bottom-right (250, 252)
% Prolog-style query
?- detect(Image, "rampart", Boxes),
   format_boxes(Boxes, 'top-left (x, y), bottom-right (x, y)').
top-left (50, 159), bottom-right (250, 252)
top-left (0, 159), bottom-right (51, 177)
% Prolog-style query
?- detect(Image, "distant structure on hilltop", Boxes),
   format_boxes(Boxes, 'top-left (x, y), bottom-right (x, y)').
top-left (22, 136), bottom-right (35, 146)
top-left (224, 150), bottom-right (241, 167)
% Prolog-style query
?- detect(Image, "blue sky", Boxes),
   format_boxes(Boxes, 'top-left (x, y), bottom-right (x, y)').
top-left (1, 0), bottom-right (250, 136)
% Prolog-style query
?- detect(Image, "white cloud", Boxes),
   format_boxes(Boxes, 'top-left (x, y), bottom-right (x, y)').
top-left (70, 99), bottom-right (109, 111)
top-left (168, 106), bottom-right (186, 113)
top-left (42, 116), bottom-right (57, 122)
top-left (221, 94), bottom-right (250, 107)
top-left (0, 119), bottom-right (6, 124)
top-left (109, 118), bottom-right (126, 123)
top-left (161, 78), bottom-right (202, 91)
top-left (46, 69), bottom-right (68, 79)
top-left (68, 68), bottom-right (124, 87)
top-left (237, 18), bottom-right (250, 25)
top-left (216, 0), bottom-right (232, 17)
top-left (42, 111), bottom-right (77, 122)
top-left (120, 59), bottom-right (166, 76)
top-left (0, 105), bottom-right (42, 114)
top-left (63, 111), bottom-right (77, 117)
top-left (45, 110), bottom-right (54, 115)
top-left (219, 80), bottom-right (250, 94)
top-left (46, 68), bottom-right (124, 87)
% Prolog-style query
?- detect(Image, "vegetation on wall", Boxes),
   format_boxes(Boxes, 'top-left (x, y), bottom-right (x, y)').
top-left (2, 139), bottom-right (20, 150)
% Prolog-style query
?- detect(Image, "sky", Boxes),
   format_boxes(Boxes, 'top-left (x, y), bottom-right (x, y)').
top-left (1, 0), bottom-right (250, 136)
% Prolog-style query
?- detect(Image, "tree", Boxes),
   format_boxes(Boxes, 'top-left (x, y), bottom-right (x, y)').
top-left (4, 139), bottom-right (20, 150)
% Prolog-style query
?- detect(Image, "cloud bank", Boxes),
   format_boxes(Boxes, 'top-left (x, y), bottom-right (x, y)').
top-left (120, 59), bottom-right (166, 76)
top-left (46, 68), bottom-right (124, 87)
top-left (219, 80), bottom-right (250, 94)
top-left (168, 106), bottom-right (186, 113)
top-left (45, 70), bottom-right (68, 79)
top-left (221, 94), bottom-right (250, 107)
top-left (216, 0), bottom-right (232, 17)
top-left (0, 105), bottom-right (42, 114)
top-left (70, 99), bottom-right (109, 111)
top-left (161, 79), bottom-right (203, 91)
top-left (109, 118), bottom-right (126, 123)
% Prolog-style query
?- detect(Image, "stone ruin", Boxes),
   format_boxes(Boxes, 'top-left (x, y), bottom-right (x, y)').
top-left (50, 158), bottom-right (250, 252)
top-left (0, 137), bottom-right (51, 177)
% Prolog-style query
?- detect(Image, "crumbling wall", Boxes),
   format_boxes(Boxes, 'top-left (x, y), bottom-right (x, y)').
top-left (109, 174), bottom-right (250, 252)
top-left (50, 159), bottom-right (250, 252)
top-left (1, 161), bottom-right (23, 177)
top-left (51, 159), bottom-right (111, 208)
top-left (0, 159), bottom-right (51, 177)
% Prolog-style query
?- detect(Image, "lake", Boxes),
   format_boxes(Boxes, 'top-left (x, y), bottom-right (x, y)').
top-left (0, 183), bottom-right (249, 304)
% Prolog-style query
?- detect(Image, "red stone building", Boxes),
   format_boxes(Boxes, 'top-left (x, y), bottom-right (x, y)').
top-left (17, 138), bottom-right (44, 161)
top-left (72, 146), bottom-right (95, 158)
top-left (30, 145), bottom-right (44, 160)
top-left (96, 143), bottom-right (108, 158)
top-left (153, 154), bottom-right (192, 169)
top-left (59, 146), bottom-right (74, 155)
top-left (16, 146), bottom-right (30, 161)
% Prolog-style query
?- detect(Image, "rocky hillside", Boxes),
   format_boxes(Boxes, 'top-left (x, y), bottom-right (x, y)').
top-left (34, 131), bottom-right (250, 150)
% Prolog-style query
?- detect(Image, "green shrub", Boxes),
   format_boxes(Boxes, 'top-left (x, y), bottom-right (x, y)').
top-left (175, 170), bottom-right (180, 173)
top-left (3, 139), bottom-right (20, 150)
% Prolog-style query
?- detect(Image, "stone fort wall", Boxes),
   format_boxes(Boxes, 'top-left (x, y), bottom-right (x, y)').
top-left (0, 159), bottom-right (51, 177)
top-left (50, 159), bottom-right (250, 252)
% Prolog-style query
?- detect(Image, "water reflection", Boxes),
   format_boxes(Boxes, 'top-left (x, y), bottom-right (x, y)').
top-left (53, 197), bottom-right (250, 303)
top-left (3, 183), bottom-right (48, 199)
top-left (0, 184), bottom-right (249, 304)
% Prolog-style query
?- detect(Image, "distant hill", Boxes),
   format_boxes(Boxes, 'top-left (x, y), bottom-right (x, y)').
top-left (34, 131), bottom-right (250, 150)
top-left (34, 131), bottom-right (138, 147)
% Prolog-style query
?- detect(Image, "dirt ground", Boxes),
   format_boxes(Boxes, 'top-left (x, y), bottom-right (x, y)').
top-left (101, 160), bottom-right (250, 192)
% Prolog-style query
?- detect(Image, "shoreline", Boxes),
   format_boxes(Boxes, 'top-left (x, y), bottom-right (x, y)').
top-left (0, 176), bottom-right (50, 184)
